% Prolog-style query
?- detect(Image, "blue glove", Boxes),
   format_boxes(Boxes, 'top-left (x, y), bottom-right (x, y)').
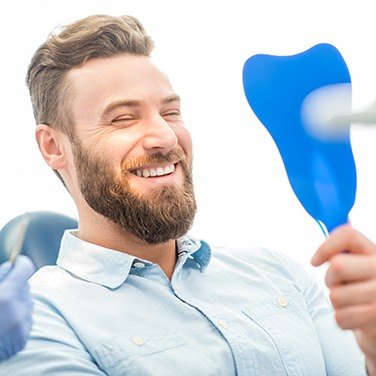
top-left (0, 256), bottom-right (35, 361)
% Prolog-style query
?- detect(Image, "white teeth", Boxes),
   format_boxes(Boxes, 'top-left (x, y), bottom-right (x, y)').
top-left (165, 164), bottom-right (175, 174)
top-left (134, 164), bottom-right (175, 178)
top-left (163, 166), bottom-right (171, 175)
top-left (142, 169), bottom-right (150, 178)
top-left (156, 167), bottom-right (164, 176)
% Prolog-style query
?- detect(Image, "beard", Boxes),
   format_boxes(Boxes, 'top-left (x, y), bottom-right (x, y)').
top-left (72, 141), bottom-right (197, 245)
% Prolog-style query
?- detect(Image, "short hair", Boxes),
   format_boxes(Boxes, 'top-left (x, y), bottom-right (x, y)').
top-left (27, 14), bottom-right (154, 138)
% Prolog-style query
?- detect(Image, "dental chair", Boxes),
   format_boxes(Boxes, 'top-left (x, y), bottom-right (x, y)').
top-left (0, 211), bottom-right (78, 270)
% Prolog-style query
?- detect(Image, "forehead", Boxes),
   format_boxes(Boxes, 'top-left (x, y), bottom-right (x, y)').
top-left (67, 55), bottom-right (176, 122)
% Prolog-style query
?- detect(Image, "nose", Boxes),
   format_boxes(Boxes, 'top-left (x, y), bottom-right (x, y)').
top-left (142, 116), bottom-right (178, 153)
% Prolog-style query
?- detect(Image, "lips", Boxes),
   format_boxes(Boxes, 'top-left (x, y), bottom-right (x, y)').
top-left (131, 163), bottom-right (176, 178)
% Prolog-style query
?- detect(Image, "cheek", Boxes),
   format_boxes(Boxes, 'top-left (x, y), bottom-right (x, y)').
top-left (100, 133), bottom-right (139, 165)
top-left (174, 126), bottom-right (193, 156)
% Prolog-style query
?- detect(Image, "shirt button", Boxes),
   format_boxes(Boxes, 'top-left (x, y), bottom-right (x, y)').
top-left (134, 262), bottom-right (146, 269)
top-left (217, 320), bottom-right (229, 330)
top-left (277, 296), bottom-right (288, 307)
top-left (131, 336), bottom-right (144, 346)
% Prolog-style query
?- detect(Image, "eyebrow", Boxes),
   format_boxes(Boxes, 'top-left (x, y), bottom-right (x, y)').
top-left (100, 94), bottom-right (181, 123)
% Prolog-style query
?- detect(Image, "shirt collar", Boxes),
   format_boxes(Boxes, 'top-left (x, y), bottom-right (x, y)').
top-left (56, 230), bottom-right (212, 289)
top-left (176, 237), bottom-right (211, 271)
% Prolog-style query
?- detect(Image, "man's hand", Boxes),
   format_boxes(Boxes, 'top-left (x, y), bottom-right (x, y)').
top-left (311, 225), bottom-right (376, 373)
top-left (0, 256), bottom-right (35, 361)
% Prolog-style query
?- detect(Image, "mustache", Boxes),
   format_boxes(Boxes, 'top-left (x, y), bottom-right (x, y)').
top-left (121, 149), bottom-right (186, 171)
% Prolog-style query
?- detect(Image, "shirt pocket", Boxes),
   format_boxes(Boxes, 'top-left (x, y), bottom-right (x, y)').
top-left (242, 292), bottom-right (326, 376)
top-left (94, 331), bottom-right (213, 376)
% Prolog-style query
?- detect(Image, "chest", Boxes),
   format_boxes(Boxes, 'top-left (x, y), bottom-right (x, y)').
top-left (58, 269), bottom-right (326, 376)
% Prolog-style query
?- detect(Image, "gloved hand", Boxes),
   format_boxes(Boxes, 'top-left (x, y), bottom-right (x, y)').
top-left (0, 256), bottom-right (35, 361)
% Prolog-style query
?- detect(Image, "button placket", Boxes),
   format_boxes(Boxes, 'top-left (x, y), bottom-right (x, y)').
top-left (217, 320), bottom-right (230, 330)
top-left (131, 336), bottom-right (144, 346)
top-left (277, 296), bottom-right (288, 308)
top-left (173, 284), bottom-right (182, 294)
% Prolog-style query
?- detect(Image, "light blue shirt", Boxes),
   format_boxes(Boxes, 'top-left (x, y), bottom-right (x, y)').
top-left (0, 230), bottom-right (365, 375)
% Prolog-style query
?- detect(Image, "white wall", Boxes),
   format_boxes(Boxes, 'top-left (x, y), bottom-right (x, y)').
top-left (1, 0), bottom-right (375, 280)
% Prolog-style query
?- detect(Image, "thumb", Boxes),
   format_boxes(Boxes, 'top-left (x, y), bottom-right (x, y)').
top-left (0, 262), bottom-right (12, 281)
top-left (3, 256), bottom-right (35, 286)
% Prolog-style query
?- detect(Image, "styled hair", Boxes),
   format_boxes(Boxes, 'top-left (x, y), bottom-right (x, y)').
top-left (26, 14), bottom-right (154, 138)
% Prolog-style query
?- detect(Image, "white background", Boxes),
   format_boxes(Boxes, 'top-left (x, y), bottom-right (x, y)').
top-left (1, 0), bottom-right (375, 281)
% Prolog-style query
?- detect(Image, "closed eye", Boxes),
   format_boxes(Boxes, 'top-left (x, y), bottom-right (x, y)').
top-left (111, 117), bottom-right (136, 125)
top-left (163, 111), bottom-right (181, 119)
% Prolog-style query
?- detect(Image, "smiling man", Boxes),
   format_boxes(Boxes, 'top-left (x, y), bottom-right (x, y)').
top-left (54, 52), bottom-right (196, 277)
top-left (0, 14), bottom-right (375, 375)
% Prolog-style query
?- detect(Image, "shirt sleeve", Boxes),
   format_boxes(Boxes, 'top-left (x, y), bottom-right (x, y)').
top-left (0, 296), bottom-right (106, 375)
top-left (276, 251), bottom-right (366, 376)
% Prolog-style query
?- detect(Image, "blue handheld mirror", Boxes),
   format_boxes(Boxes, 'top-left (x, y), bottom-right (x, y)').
top-left (242, 44), bottom-right (356, 234)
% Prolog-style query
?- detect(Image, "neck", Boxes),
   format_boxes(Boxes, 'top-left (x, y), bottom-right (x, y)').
top-left (77, 210), bottom-right (178, 280)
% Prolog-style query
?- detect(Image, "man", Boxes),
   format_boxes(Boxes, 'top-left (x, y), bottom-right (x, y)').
top-left (0, 14), bottom-right (375, 375)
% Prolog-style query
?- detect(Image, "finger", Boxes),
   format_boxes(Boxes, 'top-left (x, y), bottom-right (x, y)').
top-left (325, 254), bottom-right (376, 287)
top-left (0, 262), bottom-right (12, 281)
top-left (335, 303), bottom-right (376, 330)
top-left (354, 328), bottom-right (376, 361)
top-left (4, 256), bottom-right (35, 286)
top-left (312, 224), bottom-right (376, 266)
top-left (330, 279), bottom-right (376, 308)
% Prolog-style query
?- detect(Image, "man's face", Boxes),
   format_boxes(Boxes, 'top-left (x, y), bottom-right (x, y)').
top-left (66, 55), bottom-right (196, 244)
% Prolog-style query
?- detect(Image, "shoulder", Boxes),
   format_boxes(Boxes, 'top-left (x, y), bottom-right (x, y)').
top-left (212, 245), bottom-right (301, 273)
top-left (29, 265), bottom-right (84, 309)
top-left (30, 265), bottom-right (71, 291)
top-left (210, 244), bottom-right (314, 291)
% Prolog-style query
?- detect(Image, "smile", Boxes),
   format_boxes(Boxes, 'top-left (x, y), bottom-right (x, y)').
top-left (131, 164), bottom-right (176, 178)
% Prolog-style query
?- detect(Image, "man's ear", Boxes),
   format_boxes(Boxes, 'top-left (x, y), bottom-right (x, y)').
top-left (35, 124), bottom-right (68, 170)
